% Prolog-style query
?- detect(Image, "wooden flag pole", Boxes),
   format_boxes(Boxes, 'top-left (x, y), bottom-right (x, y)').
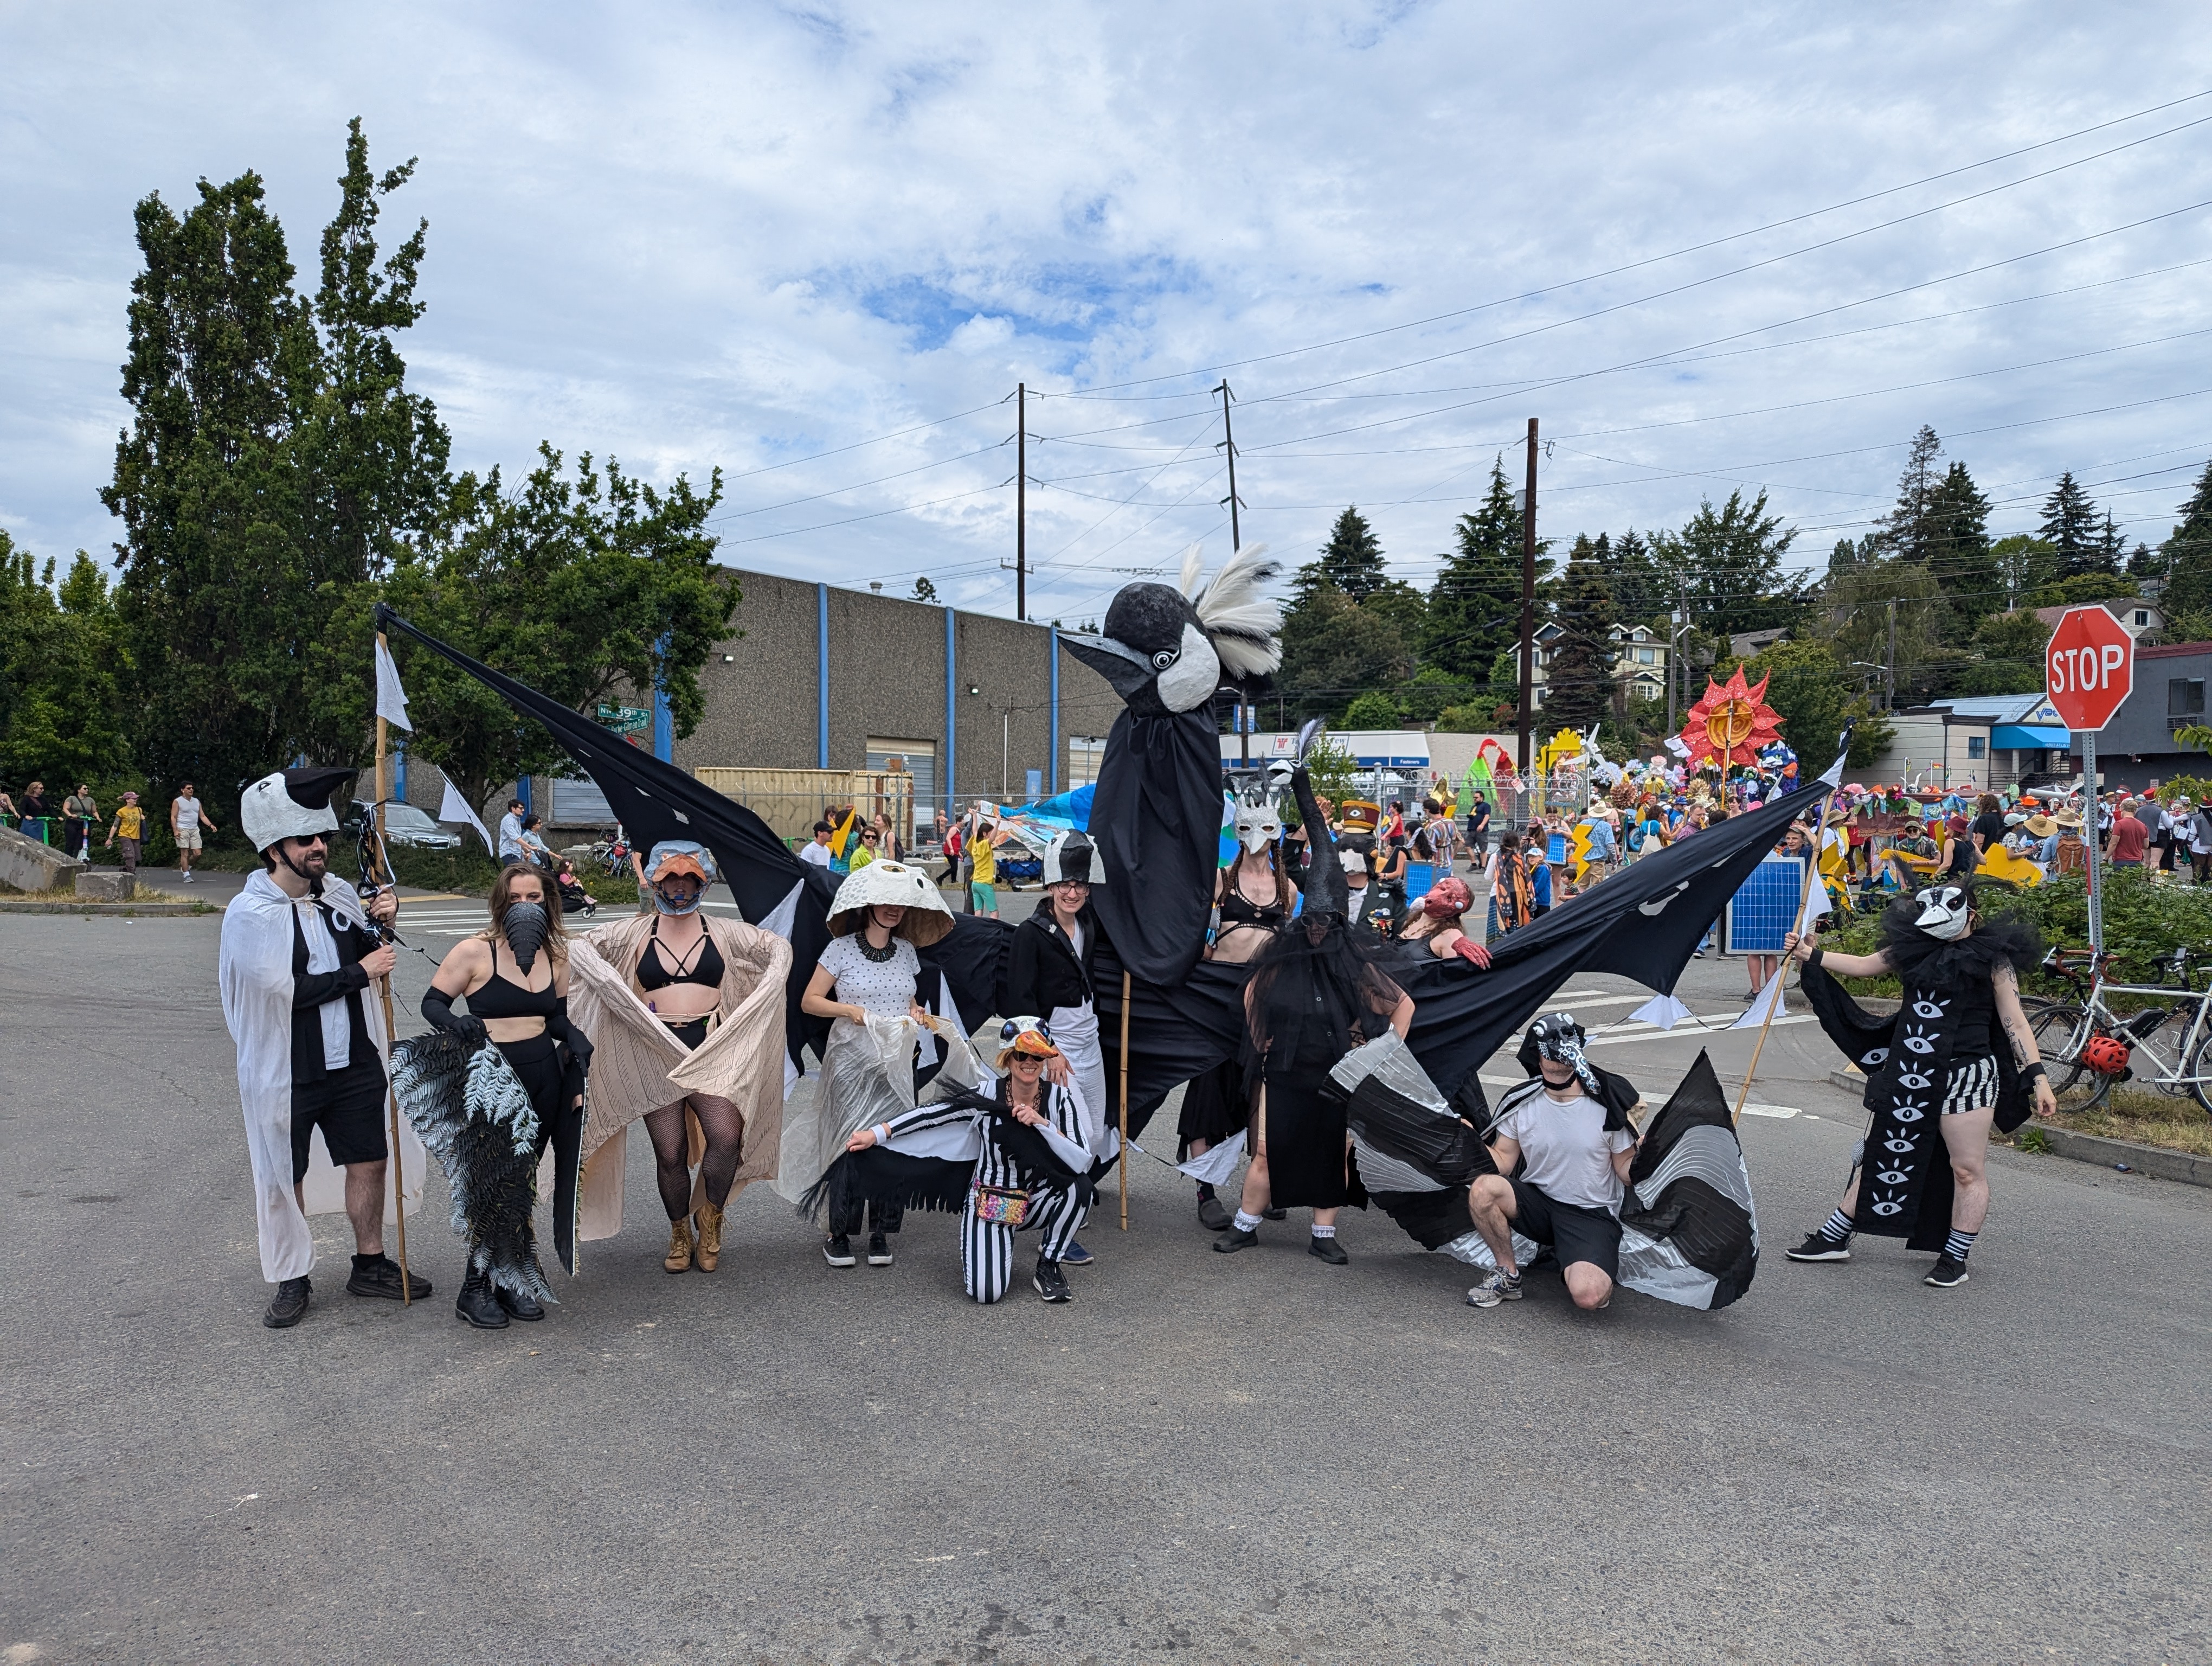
top-left (1732, 755), bottom-right (1850, 1125)
top-left (374, 631), bottom-right (412, 1301)
top-left (1118, 970), bottom-right (1131, 1231)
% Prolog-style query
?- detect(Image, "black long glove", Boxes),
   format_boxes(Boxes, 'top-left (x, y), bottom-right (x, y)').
top-left (548, 996), bottom-right (595, 1071)
top-left (421, 985), bottom-right (461, 1031)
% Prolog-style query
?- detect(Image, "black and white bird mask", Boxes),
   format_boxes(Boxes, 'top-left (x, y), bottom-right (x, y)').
top-left (1060, 544), bottom-right (1283, 716)
top-left (1234, 793), bottom-right (1283, 856)
top-left (1041, 830), bottom-right (1104, 887)
top-left (1518, 1011), bottom-right (1604, 1099)
top-left (1913, 884), bottom-right (1972, 941)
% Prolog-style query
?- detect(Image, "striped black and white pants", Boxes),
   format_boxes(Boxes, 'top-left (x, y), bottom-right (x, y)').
top-left (960, 1181), bottom-right (1086, 1303)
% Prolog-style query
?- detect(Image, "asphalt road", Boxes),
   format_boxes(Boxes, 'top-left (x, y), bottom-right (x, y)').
top-left (3, 907), bottom-right (2207, 1665)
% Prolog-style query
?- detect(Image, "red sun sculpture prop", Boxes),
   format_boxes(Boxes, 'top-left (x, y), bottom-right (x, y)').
top-left (1678, 668), bottom-right (1784, 767)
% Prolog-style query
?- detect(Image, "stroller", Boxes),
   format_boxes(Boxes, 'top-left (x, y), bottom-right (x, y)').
top-left (553, 861), bottom-right (599, 917)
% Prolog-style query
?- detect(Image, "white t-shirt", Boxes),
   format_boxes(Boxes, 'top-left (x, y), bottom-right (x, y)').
top-left (174, 796), bottom-right (203, 831)
top-left (1496, 1088), bottom-right (1635, 1215)
top-left (298, 901), bottom-right (353, 1071)
top-left (816, 932), bottom-right (919, 1018)
top-left (799, 841), bottom-right (834, 869)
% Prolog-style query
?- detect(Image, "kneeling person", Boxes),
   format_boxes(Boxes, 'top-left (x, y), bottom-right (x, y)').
top-left (1465, 1014), bottom-right (1639, 1312)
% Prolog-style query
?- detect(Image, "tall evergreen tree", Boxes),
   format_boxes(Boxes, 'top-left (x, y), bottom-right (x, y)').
top-left (1316, 506), bottom-right (1387, 601)
top-left (1873, 425), bottom-right (1946, 561)
top-left (2039, 471), bottom-right (2108, 578)
top-left (1422, 459), bottom-right (1542, 681)
top-left (2162, 456), bottom-right (2212, 618)
top-left (1600, 527), bottom-right (1664, 625)
top-left (1928, 459), bottom-right (1996, 628)
top-left (1541, 540), bottom-right (1618, 732)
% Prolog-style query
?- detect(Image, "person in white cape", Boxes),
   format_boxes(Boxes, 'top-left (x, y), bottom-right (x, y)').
top-left (217, 768), bottom-right (428, 1328)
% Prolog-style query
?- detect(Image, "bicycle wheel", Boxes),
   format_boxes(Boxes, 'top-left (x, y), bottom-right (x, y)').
top-left (2023, 1001), bottom-right (2088, 1097)
top-left (2188, 1027), bottom-right (2212, 1117)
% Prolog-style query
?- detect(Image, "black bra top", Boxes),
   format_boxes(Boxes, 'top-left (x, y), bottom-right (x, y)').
top-left (638, 921), bottom-right (725, 991)
top-left (468, 967), bottom-right (558, 1020)
top-left (1220, 882), bottom-right (1287, 928)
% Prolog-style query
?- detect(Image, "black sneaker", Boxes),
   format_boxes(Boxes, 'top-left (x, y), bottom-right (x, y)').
top-left (263, 1276), bottom-right (312, 1328)
top-left (346, 1254), bottom-right (432, 1302)
top-left (1308, 1234), bottom-right (1349, 1265)
top-left (1924, 1254), bottom-right (1970, 1288)
top-left (866, 1232), bottom-right (893, 1267)
top-left (1033, 1260), bottom-right (1072, 1303)
top-left (824, 1235), bottom-right (857, 1267)
top-left (1785, 1232), bottom-right (1852, 1263)
top-left (1212, 1225), bottom-right (1259, 1254)
top-left (1196, 1193), bottom-right (1232, 1233)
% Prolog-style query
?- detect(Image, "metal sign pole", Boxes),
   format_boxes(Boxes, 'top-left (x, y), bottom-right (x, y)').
top-left (2082, 730), bottom-right (2101, 954)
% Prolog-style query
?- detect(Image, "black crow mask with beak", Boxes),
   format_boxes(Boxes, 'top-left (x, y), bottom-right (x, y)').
top-left (1060, 544), bottom-right (1284, 717)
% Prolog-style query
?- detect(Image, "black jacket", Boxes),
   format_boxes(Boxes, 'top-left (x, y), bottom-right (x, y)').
top-left (1007, 905), bottom-right (1099, 1016)
top-left (290, 901), bottom-right (377, 1085)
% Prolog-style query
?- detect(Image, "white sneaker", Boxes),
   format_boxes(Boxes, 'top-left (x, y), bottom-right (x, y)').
top-left (1466, 1269), bottom-right (1523, 1308)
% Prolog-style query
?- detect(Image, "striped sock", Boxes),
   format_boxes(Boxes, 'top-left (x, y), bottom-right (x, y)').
top-left (1944, 1228), bottom-right (1978, 1262)
top-left (1818, 1208), bottom-right (1856, 1245)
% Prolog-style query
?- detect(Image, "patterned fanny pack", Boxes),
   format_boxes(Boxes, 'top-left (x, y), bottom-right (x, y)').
top-left (969, 1182), bottom-right (1031, 1226)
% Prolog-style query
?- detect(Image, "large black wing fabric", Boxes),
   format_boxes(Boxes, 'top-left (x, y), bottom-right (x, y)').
top-left (1084, 706), bottom-right (1227, 989)
top-left (1097, 776), bottom-right (1833, 1111)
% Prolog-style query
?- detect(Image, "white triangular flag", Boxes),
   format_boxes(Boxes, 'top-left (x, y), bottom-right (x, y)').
top-left (438, 779), bottom-right (495, 856)
top-left (1732, 972), bottom-right (1788, 1029)
top-left (1630, 993), bottom-right (1693, 1030)
top-left (375, 638), bottom-right (413, 731)
top-left (1176, 1129), bottom-right (1246, 1186)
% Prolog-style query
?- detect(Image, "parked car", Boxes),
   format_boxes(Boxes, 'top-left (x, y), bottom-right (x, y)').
top-left (351, 799), bottom-right (464, 851)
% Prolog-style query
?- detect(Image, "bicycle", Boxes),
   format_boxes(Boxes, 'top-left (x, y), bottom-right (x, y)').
top-left (2025, 944), bottom-right (2212, 1114)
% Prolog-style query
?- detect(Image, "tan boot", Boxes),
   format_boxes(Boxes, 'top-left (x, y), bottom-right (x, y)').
top-left (693, 1200), bottom-right (724, 1272)
top-left (663, 1216), bottom-right (693, 1274)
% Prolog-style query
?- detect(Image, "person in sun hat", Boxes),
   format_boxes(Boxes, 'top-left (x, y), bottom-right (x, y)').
top-left (789, 858), bottom-right (954, 1268)
top-left (837, 1018), bottom-right (1096, 1304)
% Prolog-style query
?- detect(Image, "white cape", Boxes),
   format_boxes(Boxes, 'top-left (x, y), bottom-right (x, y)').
top-left (218, 869), bottom-right (426, 1282)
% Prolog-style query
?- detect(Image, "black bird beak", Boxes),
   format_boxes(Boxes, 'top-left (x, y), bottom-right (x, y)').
top-left (1060, 632), bottom-right (1158, 703)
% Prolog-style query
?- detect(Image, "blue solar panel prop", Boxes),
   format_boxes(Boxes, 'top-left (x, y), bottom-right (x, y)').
top-left (1405, 861), bottom-right (1436, 903)
top-left (1547, 832), bottom-right (1569, 865)
top-left (1724, 854), bottom-right (1802, 953)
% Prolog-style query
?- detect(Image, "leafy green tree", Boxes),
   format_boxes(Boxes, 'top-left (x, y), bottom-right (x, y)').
top-left (1277, 579), bottom-right (1410, 723)
top-left (1821, 556), bottom-right (1955, 706)
top-left (1341, 689), bottom-right (1403, 729)
top-left (1712, 639), bottom-right (1890, 768)
top-left (1316, 506), bottom-right (1387, 601)
top-left (1991, 534), bottom-right (2057, 611)
top-left (1423, 459), bottom-right (1545, 681)
top-left (1401, 662), bottom-right (1472, 723)
top-left (102, 166), bottom-right (323, 802)
top-left (2028, 571), bottom-right (2140, 609)
top-left (1649, 489), bottom-right (1803, 637)
top-left (2039, 472), bottom-right (2110, 578)
top-left (1953, 607), bottom-right (2051, 695)
top-left (1, 537), bottom-right (136, 791)
top-left (339, 447), bottom-right (735, 813)
top-left (911, 575), bottom-right (938, 603)
top-left (1541, 539), bottom-right (1618, 731)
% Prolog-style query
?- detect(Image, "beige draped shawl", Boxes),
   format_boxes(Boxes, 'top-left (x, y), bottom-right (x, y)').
top-left (564, 913), bottom-right (791, 1240)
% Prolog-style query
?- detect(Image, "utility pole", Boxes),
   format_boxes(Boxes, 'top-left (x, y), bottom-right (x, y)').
top-left (1214, 380), bottom-right (1242, 551)
top-left (1885, 597), bottom-right (1898, 710)
top-left (1667, 603), bottom-right (1686, 738)
top-left (1516, 416), bottom-right (1538, 776)
top-left (1015, 382), bottom-right (1027, 621)
top-left (1217, 379), bottom-right (1249, 764)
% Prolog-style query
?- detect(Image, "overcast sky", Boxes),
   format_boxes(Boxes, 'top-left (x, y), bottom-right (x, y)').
top-left (5, 2), bottom-right (2210, 624)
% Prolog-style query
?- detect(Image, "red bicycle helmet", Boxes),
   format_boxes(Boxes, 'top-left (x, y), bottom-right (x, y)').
top-left (2079, 1035), bottom-right (2132, 1076)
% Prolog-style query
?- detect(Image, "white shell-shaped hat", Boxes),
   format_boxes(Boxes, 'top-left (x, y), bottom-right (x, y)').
top-left (827, 859), bottom-right (954, 945)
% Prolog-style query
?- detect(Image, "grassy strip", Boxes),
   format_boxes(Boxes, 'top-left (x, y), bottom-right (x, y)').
top-left (2017, 1087), bottom-right (2212, 1159)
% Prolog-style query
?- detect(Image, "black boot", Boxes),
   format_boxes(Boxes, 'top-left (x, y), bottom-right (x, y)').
top-left (496, 1283), bottom-right (545, 1321)
top-left (454, 1266), bottom-right (510, 1329)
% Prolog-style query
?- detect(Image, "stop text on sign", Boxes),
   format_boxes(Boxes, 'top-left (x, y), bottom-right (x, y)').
top-left (2047, 643), bottom-right (2127, 696)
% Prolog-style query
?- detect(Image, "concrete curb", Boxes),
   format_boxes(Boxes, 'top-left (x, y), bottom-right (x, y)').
top-left (0, 900), bottom-right (217, 917)
top-left (2028, 1125), bottom-right (2212, 1188)
top-left (1829, 1068), bottom-right (1865, 1095)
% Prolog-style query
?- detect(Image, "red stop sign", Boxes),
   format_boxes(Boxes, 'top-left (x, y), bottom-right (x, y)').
top-left (2046, 605), bottom-right (2134, 732)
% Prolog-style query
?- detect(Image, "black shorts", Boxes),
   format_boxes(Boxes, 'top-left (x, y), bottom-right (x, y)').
top-left (291, 1058), bottom-right (389, 1181)
top-left (1507, 1179), bottom-right (1622, 1279)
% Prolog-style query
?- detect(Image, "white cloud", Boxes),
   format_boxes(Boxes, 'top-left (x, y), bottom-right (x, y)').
top-left (2, 1), bottom-right (2209, 627)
